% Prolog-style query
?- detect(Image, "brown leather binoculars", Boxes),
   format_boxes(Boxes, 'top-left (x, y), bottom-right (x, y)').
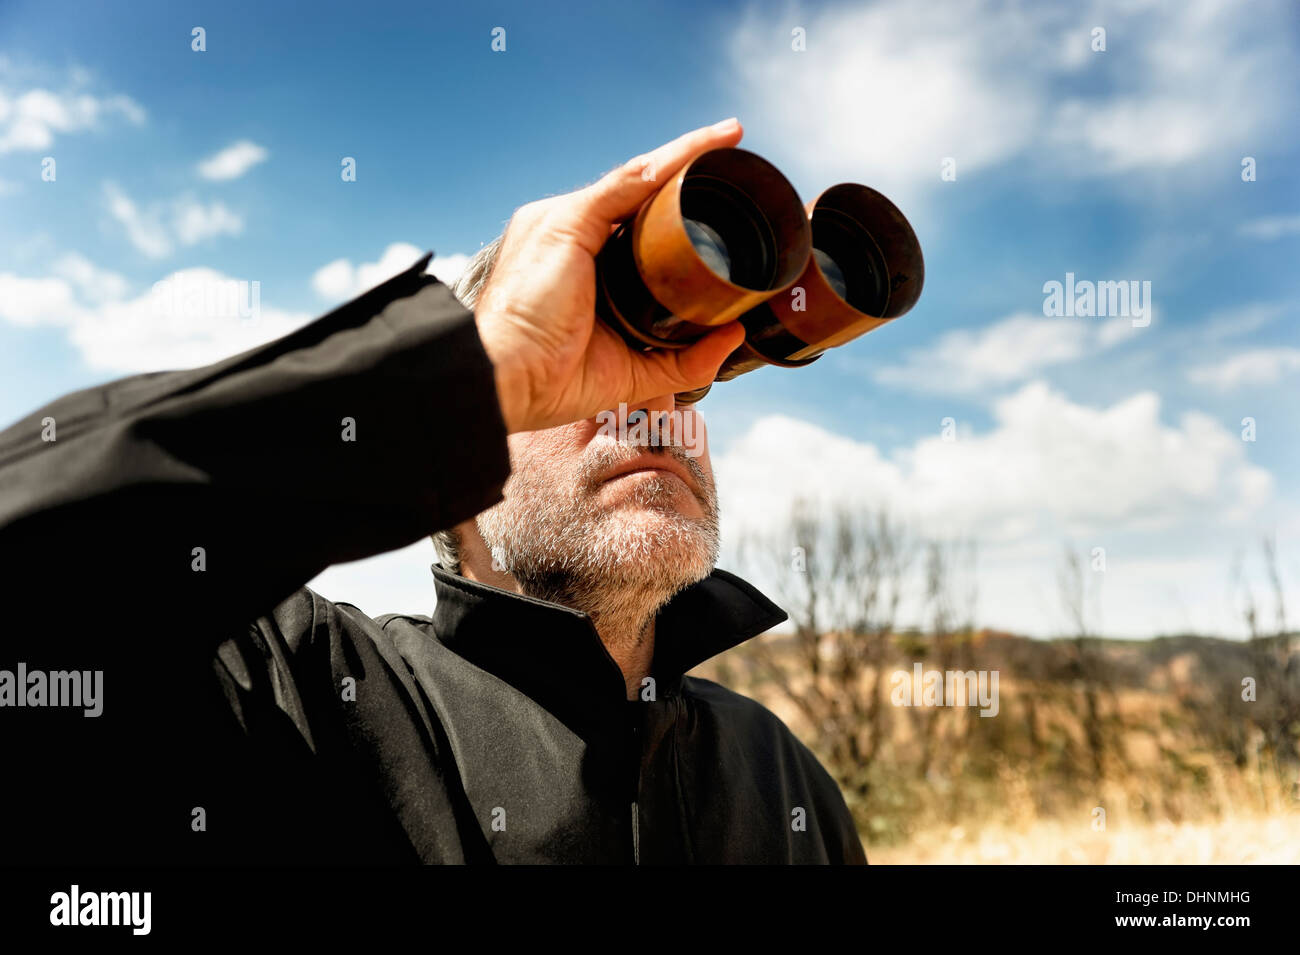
top-left (594, 147), bottom-right (923, 403)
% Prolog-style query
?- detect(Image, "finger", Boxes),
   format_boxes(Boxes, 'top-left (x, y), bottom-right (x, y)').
top-left (570, 119), bottom-right (744, 254)
top-left (624, 322), bottom-right (746, 403)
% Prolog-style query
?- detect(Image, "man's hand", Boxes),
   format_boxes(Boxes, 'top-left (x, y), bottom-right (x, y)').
top-left (473, 119), bottom-right (749, 434)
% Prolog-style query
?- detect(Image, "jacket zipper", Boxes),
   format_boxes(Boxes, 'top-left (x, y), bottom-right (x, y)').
top-left (629, 705), bottom-right (641, 865)
top-left (631, 799), bottom-right (640, 865)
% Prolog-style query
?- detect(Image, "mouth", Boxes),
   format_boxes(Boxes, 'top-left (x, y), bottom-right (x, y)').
top-left (597, 453), bottom-right (698, 494)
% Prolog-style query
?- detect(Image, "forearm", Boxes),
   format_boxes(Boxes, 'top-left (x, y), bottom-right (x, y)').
top-left (0, 253), bottom-right (510, 638)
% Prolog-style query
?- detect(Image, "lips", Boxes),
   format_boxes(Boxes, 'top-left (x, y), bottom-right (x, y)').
top-left (597, 453), bottom-right (697, 493)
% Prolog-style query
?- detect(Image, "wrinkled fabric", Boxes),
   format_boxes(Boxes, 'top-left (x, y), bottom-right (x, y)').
top-left (0, 253), bottom-right (864, 865)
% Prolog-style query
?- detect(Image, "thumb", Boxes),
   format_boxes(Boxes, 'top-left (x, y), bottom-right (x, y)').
top-left (627, 322), bottom-right (746, 400)
top-left (572, 120), bottom-right (744, 255)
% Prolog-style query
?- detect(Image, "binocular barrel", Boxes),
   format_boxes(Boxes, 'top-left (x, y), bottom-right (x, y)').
top-left (594, 147), bottom-right (924, 404)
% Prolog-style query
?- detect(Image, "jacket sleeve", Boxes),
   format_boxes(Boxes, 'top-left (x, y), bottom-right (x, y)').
top-left (0, 252), bottom-right (511, 650)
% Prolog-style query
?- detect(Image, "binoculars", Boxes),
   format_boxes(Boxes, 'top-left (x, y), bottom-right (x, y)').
top-left (594, 147), bottom-right (923, 403)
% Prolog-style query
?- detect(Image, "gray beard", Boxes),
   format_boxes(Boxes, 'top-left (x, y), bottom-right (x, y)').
top-left (476, 444), bottom-right (720, 646)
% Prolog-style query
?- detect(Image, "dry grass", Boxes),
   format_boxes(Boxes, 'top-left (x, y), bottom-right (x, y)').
top-left (867, 813), bottom-right (1300, 864)
top-left (695, 627), bottom-right (1300, 862)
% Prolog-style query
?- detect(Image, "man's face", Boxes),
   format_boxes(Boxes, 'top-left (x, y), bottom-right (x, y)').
top-left (475, 400), bottom-right (719, 603)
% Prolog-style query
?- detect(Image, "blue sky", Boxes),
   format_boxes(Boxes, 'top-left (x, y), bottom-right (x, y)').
top-left (2, 0), bottom-right (1297, 637)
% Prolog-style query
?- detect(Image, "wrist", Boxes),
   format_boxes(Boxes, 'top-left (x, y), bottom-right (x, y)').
top-left (477, 330), bottom-right (528, 434)
top-left (492, 364), bottom-right (527, 434)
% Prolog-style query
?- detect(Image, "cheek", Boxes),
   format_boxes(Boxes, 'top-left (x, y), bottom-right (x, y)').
top-left (680, 408), bottom-right (713, 473)
top-left (507, 424), bottom-right (594, 485)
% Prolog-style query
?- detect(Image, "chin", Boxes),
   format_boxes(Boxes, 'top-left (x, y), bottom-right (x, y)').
top-left (591, 510), bottom-right (718, 584)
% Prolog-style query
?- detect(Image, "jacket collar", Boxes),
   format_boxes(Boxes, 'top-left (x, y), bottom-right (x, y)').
top-left (428, 564), bottom-right (787, 733)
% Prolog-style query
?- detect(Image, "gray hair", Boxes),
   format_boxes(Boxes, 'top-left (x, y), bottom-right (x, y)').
top-left (449, 234), bottom-right (503, 310)
top-left (430, 235), bottom-right (505, 575)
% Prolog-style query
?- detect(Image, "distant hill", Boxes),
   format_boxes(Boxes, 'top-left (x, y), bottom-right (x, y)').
top-left (691, 628), bottom-right (1300, 845)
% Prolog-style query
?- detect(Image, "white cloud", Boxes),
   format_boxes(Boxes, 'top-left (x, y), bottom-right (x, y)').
top-left (307, 540), bottom-right (440, 618)
top-left (1187, 348), bottom-right (1300, 391)
top-left (725, 0), bottom-right (1040, 203)
top-left (428, 252), bottom-right (471, 288)
top-left (0, 243), bottom-right (472, 373)
top-left (104, 182), bottom-right (172, 258)
top-left (312, 243), bottom-right (471, 302)
top-left (172, 197), bottom-right (243, 245)
top-left (712, 384), bottom-right (1277, 636)
top-left (1195, 303), bottom-right (1284, 343)
top-left (0, 273), bottom-right (81, 327)
top-left (0, 86), bottom-right (144, 153)
top-left (53, 253), bottom-right (129, 303)
top-left (715, 383), bottom-right (1271, 545)
top-left (310, 259), bottom-right (356, 300)
top-left (197, 140), bottom-right (269, 181)
top-left (1096, 315), bottom-right (1141, 349)
top-left (0, 255), bottom-right (310, 372)
top-left (1047, 96), bottom-right (1214, 175)
top-left (1237, 215), bottom-right (1300, 241)
top-left (872, 312), bottom-right (1136, 394)
top-left (67, 268), bottom-right (308, 372)
top-left (725, 0), bottom-right (1297, 201)
top-left (104, 183), bottom-right (243, 258)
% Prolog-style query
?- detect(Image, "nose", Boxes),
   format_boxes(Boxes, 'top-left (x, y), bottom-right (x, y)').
top-left (619, 393), bottom-right (676, 449)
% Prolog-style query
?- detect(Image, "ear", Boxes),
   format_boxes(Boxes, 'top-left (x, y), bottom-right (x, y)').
top-left (455, 518), bottom-right (518, 590)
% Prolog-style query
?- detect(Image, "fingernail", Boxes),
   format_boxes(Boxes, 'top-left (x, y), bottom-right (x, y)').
top-left (712, 117), bottom-right (739, 132)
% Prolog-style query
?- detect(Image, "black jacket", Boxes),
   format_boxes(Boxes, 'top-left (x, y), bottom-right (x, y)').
top-left (0, 254), bottom-right (865, 865)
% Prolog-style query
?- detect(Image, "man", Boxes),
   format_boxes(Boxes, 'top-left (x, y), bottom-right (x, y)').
top-left (0, 120), bottom-right (865, 864)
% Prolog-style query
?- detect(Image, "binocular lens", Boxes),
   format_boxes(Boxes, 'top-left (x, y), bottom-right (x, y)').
top-left (680, 175), bottom-right (778, 290)
top-left (811, 247), bottom-right (848, 301)
top-left (683, 219), bottom-right (730, 280)
top-left (811, 207), bottom-right (890, 317)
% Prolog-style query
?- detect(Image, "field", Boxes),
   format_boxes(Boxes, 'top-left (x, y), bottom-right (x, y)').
top-left (868, 814), bottom-right (1300, 864)
top-left (693, 626), bottom-right (1300, 864)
